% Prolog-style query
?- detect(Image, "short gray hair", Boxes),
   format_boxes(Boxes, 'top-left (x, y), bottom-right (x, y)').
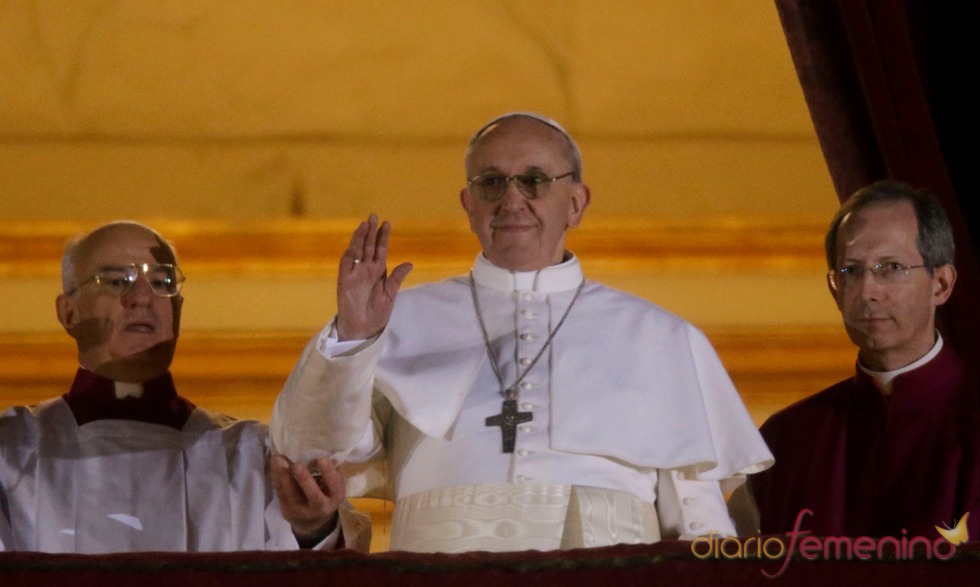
top-left (464, 112), bottom-right (583, 181)
top-left (61, 221), bottom-right (179, 295)
top-left (824, 179), bottom-right (955, 270)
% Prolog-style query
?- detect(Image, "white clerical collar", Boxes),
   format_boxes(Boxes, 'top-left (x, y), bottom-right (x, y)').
top-left (114, 380), bottom-right (144, 399)
top-left (472, 253), bottom-right (584, 293)
top-left (859, 332), bottom-right (944, 395)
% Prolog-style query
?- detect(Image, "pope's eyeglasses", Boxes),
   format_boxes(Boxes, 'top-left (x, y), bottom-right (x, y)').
top-left (69, 263), bottom-right (185, 297)
top-left (467, 171), bottom-right (575, 202)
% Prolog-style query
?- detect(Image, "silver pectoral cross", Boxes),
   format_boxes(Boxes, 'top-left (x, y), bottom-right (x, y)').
top-left (485, 398), bottom-right (533, 453)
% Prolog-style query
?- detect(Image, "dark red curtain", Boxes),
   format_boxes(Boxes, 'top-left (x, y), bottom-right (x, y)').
top-left (774, 0), bottom-right (980, 368)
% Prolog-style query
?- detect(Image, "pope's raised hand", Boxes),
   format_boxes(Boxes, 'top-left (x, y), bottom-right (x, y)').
top-left (336, 214), bottom-right (413, 341)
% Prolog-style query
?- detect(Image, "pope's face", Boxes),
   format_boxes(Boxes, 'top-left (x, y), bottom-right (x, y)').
top-left (56, 224), bottom-right (182, 382)
top-left (830, 201), bottom-right (955, 371)
top-left (460, 118), bottom-right (590, 271)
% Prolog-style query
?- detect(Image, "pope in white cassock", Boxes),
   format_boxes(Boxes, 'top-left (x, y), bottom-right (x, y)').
top-left (271, 113), bottom-right (774, 552)
top-left (0, 221), bottom-right (370, 553)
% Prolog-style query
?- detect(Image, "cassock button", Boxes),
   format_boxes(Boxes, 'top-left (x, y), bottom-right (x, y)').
top-left (682, 497), bottom-right (698, 506)
top-left (521, 309), bottom-right (536, 319)
top-left (689, 521), bottom-right (705, 531)
top-left (516, 474), bottom-right (530, 482)
top-left (520, 381), bottom-right (534, 389)
top-left (520, 425), bottom-right (533, 434)
top-left (521, 402), bottom-right (534, 410)
top-left (517, 449), bottom-right (530, 456)
top-left (520, 333), bottom-right (537, 341)
top-left (519, 358), bottom-right (532, 366)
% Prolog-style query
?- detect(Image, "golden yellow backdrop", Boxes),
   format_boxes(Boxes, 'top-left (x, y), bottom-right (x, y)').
top-left (0, 0), bottom-right (862, 554)
top-left (1, 1), bottom-right (849, 433)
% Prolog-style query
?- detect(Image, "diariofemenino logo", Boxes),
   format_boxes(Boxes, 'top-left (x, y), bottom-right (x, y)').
top-left (690, 509), bottom-right (970, 578)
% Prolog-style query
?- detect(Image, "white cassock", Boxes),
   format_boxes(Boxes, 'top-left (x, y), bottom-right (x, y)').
top-left (0, 398), bottom-right (370, 553)
top-left (272, 254), bottom-right (773, 552)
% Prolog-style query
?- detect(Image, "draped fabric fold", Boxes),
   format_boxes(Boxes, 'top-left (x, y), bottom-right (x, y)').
top-left (774, 0), bottom-right (980, 368)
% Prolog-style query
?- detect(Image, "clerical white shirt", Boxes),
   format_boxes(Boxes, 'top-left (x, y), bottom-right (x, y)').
top-left (272, 254), bottom-right (772, 549)
top-left (0, 398), bottom-right (360, 553)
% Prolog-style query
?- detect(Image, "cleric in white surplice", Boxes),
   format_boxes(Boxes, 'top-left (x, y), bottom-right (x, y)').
top-left (0, 221), bottom-right (370, 553)
top-left (271, 113), bottom-right (773, 552)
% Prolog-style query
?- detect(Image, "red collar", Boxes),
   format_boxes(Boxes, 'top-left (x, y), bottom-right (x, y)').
top-left (62, 368), bottom-right (196, 430)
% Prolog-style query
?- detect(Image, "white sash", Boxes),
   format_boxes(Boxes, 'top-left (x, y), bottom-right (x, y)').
top-left (390, 483), bottom-right (659, 553)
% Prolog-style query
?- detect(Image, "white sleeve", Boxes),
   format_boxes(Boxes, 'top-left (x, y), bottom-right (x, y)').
top-left (270, 320), bottom-right (387, 464)
top-left (0, 410), bottom-right (25, 552)
top-left (0, 487), bottom-right (12, 551)
top-left (283, 503), bottom-right (373, 552)
top-left (656, 469), bottom-right (736, 539)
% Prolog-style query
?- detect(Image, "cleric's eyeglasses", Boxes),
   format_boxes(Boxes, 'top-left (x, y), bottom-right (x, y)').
top-left (467, 171), bottom-right (576, 202)
top-left (827, 262), bottom-right (930, 291)
top-left (69, 263), bottom-right (185, 297)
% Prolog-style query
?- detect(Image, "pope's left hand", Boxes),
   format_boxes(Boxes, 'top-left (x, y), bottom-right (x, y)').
top-left (272, 455), bottom-right (345, 545)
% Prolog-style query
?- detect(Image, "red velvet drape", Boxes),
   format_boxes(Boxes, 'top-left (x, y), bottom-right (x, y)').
top-left (774, 0), bottom-right (980, 369)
